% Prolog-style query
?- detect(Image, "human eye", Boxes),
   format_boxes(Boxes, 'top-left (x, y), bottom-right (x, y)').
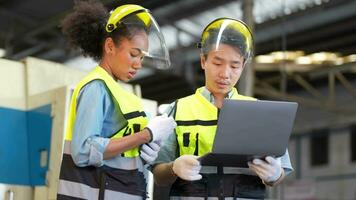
top-left (231, 62), bottom-right (242, 69)
top-left (213, 61), bottom-right (222, 66)
top-left (130, 49), bottom-right (141, 58)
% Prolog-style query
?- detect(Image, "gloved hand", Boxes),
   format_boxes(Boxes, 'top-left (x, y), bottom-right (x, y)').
top-left (140, 142), bottom-right (160, 164)
top-left (172, 155), bottom-right (202, 181)
top-left (248, 156), bottom-right (282, 184)
top-left (146, 114), bottom-right (176, 143)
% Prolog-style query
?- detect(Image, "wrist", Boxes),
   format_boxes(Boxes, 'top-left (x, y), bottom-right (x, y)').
top-left (170, 162), bottom-right (177, 178)
top-left (143, 128), bottom-right (153, 143)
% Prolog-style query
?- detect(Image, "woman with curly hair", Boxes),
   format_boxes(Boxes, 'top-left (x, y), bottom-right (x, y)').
top-left (57, 1), bottom-right (176, 199)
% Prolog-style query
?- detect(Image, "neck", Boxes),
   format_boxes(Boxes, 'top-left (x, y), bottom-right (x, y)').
top-left (99, 60), bottom-right (116, 81)
top-left (212, 93), bottom-right (225, 108)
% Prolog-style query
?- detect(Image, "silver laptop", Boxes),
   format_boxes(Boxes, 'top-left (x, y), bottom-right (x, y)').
top-left (199, 99), bottom-right (298, 167)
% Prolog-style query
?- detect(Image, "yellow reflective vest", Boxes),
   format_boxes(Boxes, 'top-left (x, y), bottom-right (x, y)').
top-left (175, 87), bottom-right (256, 156)
top-left (57, 66), bottom-right (148, 200)
top-left (65, 66), bottom-right (148, 157)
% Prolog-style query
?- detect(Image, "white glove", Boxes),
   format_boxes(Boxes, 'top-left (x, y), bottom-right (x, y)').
top-left (146, 114), bottom-right (176, 143)
top-left (172, 155), bottom-right (202, 181)
top-left (140, 142), bottom-right (160, 164)
top-left (248, 156), bottom-right (282, 184)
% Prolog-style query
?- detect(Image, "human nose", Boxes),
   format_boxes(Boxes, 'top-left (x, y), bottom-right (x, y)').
top-left (133, 58), bottom-right (143, 69)
top-left (219, 65), bottom-right (230, 79)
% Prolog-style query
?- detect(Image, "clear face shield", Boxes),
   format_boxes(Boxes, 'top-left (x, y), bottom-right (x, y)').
top-left (106, 6), bottom-right (170, 69)
top-left (197, 18), bottom-right (253, 63)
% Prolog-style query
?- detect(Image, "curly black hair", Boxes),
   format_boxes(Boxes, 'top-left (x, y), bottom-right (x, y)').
top-left (61, 0), bottom-right (107, 61)
top-left (61, 0), bottom-right (148, 61)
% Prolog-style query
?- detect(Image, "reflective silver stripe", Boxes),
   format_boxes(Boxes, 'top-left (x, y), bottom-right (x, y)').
top-left (199, 166), bottom-right (217, 173)
top-left (105, 189), bottom-right (143, 200)
top-left (170, 197), bottom-right (255, 200)
top-left (105, 156), bottom-right (144, 171)
top-left (200, 166), bottom-right (257, 175)
top-left (222, 167), bottom-right (257, 175)
top-left (63, 140), bottom-right (71, 155)
top-left (58, 179), bottom-right (99, 200)
top-left (63, 140), bottom-right (144, 171)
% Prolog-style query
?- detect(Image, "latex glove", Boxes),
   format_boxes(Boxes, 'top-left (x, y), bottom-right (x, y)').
top-left (248, 156), bottom-right (282, 184)
top-left (172, 155), bottom-right (202, 181)
top-left (146, 114), bottom-right (176, 143)
top-left (140, 142), bottom-right (160, 164)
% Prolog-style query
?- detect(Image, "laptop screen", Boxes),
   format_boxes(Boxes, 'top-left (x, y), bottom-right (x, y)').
top-left (212, 99), bottom-right (298, 157)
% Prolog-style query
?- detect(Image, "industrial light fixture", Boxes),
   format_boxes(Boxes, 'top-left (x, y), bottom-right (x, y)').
top-left (0, 48), bottom-right (5, 57)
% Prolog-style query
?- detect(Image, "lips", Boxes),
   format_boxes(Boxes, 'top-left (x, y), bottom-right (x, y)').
top-left (128, 71), bottom-right (137, 78)
top-left (216, 81), bottom-right (229, 88)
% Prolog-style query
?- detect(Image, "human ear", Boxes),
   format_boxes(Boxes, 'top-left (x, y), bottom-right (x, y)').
top-left (200, 54), bottom-right (207, 70)
top-left (104, 37), bottom-right (115, 54)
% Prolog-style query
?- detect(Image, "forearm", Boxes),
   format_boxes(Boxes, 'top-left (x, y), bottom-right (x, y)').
top-left (152, 162), bottom-right (178, 186)
top-left (103, 129), bottom-right (151, 159)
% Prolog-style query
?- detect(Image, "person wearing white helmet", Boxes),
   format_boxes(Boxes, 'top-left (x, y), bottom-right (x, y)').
top-left (151, 18), bottom-right (293, 199)
top-left (57, 1), bottom-right (175, 199)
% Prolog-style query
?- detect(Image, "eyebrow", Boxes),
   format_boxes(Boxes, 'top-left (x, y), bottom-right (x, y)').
top-left (213, 55), bottom-right (241, 65)
top-left (212, 56), bottom-right (223, 62)
top-left (132, 48), bottom-right (149, 56)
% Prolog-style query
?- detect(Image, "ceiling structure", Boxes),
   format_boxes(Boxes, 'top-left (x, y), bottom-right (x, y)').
top-left (1, 0), bottom-right (356, 114)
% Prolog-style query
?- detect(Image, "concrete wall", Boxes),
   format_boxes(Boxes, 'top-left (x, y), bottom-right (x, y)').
top-left (272, 78), bottom-right (356, 200)
top-left (0, 59), bottom-right (26, 110)
top-left (0, 57), bottom-right (86, 200)
top-left (280, 124), bottom-right (356, 199)
top-left (24, 57), bottom-right (87, 96)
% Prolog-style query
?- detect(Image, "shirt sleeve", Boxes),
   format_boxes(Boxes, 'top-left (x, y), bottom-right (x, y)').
top-left (279, 149), bottom-right (294, 176)
top-left (71, 80), bottom-right (111, 167)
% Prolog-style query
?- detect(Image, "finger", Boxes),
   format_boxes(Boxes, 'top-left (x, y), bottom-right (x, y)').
top-left (140, 151), bottom-right (154, 163)
top-left (191, 165), bottom-right (202, 172)
top-left (253, 159), bottom-right (272, 170)
top-left (249, 163), bottom-right (268, 175)
top-left (249, 165), bottom-right (268, 179)
top-left (141, 144), bottom-right (155, 156)
top-left (186, 155), bottom-right (201, 166)
top-left (252, 158), bottom-right (265, 165)
top-left (188, 174), bottom-right (202, 181)
top-left (248, 162), bottom-right (260, 172)
top-left (265, 156), bottom-right (277, 165)
top-left (148, 142), bottom-right (160, 151)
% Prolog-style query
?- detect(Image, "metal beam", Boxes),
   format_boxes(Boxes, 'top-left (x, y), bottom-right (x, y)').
top-left (334, 72), bottom-right (356, 100)
top-left (153, 0), bottom-right (236, 26)
top-left (238, 0), bottom-right (255, 96)
top-left (9, 43), bottom-right (47, 60)
top-left (254, 87), bottom-right (356, 114)
top-left (307, 62), bottom-right (356, 79)
top-left (255, 0), bottom-right (356, 43)
top-left (292, 74), bottom-right (324, 100)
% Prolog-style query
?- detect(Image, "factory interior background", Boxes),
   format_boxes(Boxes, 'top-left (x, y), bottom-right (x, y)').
top-left (1, 0), bottom-right (356, 199)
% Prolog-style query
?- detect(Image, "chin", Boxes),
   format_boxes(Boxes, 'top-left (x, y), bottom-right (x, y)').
top-left (217, 85), bottom-right (230, 91)
top-left (115, 76), bottom-right (128, 82)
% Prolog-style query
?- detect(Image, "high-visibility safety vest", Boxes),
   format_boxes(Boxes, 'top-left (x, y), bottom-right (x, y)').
top-left (57, 66), bottom-right (148, 200)
top-left (175, 87), bottom-right (256, 156)
top-left (172, 87), bottom-right (266, 199)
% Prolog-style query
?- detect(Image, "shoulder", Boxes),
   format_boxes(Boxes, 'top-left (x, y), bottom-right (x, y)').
top-left (77, 80), bottom-right (111, 102)
top-left (177, 93), bottom-right (198, 104)
top-left (236, 94), bottom-right (257, 101)
top-left (81, 79), bottom-right (107, 90)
